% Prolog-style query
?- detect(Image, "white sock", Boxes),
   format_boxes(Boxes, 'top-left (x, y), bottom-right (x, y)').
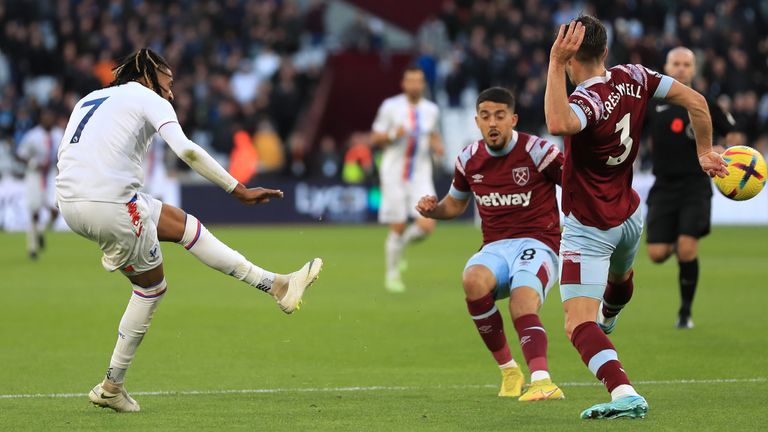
top-left (179, 215), bottom-right (282, 293)
top-left (531, 370), bottom-right (551, 382)
top-left (106, 280), bottom-right (167, 385)
top-left (499, 359), bottom-right (519, 369)
top-left (27, 221), bottom-right (38, 253)
top-left (401, 224), bottom-right (428, 245)
top-left (611, 384), bottom-right (640, 401)
top-left (385, 231), bottom-right (404, 279)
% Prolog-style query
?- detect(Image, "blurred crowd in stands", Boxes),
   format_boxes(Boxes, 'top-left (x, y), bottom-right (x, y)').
top-left (0, 0), bottom-right (329, 181)
top-left (1, 0), bottom-right (766, 183)
top-left (413, 0), bottom-right (768, 167)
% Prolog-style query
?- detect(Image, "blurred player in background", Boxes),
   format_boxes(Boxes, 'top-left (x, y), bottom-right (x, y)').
top-left (371, 65), bottom-right (444, 293)
top-left (645, 47), bottom-right (740, 329)
top-left (56, 49), bottom-right (322, 413)
top-left (371, 66), bottom-right (444, 292)
top-left (545, 17), bottom-right (727, 419)
top-left (16, 107), bottom-right (63, 259)
top-left (417, 87), bottom-right (564, 401)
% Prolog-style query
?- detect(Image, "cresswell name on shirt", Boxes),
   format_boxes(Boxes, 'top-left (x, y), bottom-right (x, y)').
top-left (575, 82), bottom-right (642, 122)
top-left (473, 191), bottom-right (532, 207)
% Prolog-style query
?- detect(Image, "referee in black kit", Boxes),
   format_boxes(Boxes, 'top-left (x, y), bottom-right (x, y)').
top-left (645, 47), bottom-right (741, 329)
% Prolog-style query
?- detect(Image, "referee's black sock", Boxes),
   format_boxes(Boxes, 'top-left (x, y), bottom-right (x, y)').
top-left (678, 258), bottom-right (699, 317)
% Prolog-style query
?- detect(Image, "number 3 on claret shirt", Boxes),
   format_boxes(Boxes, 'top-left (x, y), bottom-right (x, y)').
top-left (606, 112), bottom-right (632, 166)
top-left (69, 97), bottom-right (109, 144)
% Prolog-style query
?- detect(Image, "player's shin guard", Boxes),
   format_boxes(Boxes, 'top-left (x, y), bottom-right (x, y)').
top-left (106, 279), bottom-right (167, 385)
top-left (385, 231), bottom-right (404, 279)
top-left (678, 259), bottom-right (698, 317)
top-left (513, 314), bottom-right (550, 380)
top-left (602, 272), bottom-right (634, 319)
top-left (179, 214), bottom-right (278, 293)
top-left (467, 293), bottom-right (513, 366)
top-left (571, 321), bottom-right (638, 400)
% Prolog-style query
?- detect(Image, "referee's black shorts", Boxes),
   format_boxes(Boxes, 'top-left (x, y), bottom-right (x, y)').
top-left (646, 175), bottom-right (712, 244)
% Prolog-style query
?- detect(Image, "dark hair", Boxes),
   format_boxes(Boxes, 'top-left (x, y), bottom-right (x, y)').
top-left (476, 87), bottom-right (516, 111)
top-left (109, 48), bottom-right (171, 96)
top-left (403, 64), bottom-right (424, 75)
top-left (574, 15), bottom-right (607, 63)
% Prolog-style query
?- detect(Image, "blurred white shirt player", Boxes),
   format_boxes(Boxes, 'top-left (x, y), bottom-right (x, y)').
top-left (16, 108), bottom-right (63, 259)
top-left (371, 65), bottom-right (444, 292)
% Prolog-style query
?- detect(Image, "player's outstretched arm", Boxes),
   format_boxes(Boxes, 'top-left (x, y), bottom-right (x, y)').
top-left (664, 80), bottom-right (728, 178)
top-left (545, 21), bottom-right (585, 136)
top-left (158, 122), bottom-right (283, 204)
top-left (416, 194), bottom-right (468, 220)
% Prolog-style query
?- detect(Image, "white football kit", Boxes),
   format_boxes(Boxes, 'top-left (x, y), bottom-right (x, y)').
top-left (372, 94), bottom-right (440, 223)
top-left (17, 125), bottom-right (63, 211)
top-left (57, 82), bottom-right (238, 275)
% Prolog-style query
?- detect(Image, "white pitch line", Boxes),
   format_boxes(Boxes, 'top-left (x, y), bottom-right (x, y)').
top-left (1, 377), bottom-right (765, 400)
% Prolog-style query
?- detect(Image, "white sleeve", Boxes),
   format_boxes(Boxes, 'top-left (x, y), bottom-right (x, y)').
top-left (372, 101), bottom-right (391, 134)
top-left (143, 94), bottom-right (180, 132)
top-left (158, 122), bottom-right (239, 193)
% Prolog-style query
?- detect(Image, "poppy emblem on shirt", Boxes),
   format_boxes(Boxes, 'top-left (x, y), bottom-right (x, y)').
top-left (512, 167), bottom-right (530, 186)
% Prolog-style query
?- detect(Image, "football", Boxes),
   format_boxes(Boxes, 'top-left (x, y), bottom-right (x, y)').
top-left (713, 146), bottom-right (767, 201)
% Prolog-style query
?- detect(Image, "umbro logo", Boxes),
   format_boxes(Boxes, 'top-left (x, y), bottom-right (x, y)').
top-left (472, 174), bottom-right (484, 183)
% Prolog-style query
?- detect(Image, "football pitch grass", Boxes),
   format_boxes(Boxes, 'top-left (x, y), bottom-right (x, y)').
top-left (1, 223), bottom-right (766, 431)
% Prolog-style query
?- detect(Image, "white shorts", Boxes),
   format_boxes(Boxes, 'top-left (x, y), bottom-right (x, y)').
top-left (378, 179), bottom-right (436, 224)
top-left (25, 171), bottom-right (56, 212)
top-left (465, 238), bottom-right (558, 301)
top-left (59, 192), bottom-right (163, 275)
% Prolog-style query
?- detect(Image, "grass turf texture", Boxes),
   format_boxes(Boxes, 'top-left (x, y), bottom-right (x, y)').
top-left (1, 224), bottom-right (766, 431)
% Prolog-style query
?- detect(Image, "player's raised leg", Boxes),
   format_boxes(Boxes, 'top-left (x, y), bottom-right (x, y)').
top-left (598, 210), bottom-right (643, 334)
top-left (157, 204), bottom-right (321, 313)
top-left (463, 264), bottom-right (524, 397)
top-left (597, 271), bottom-right (634, 334)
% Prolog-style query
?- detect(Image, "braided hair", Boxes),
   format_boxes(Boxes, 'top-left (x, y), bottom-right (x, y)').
top-left (109, 48), bottom-right (171, 96)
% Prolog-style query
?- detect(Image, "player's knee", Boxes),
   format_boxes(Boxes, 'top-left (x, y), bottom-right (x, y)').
top-left (462, 267), bottom-right (495, 300)
top-left (676, 237), bottom-right (698, 261)
top-left (390, 223), bottom-right (406, 235)
top-left (508, 285), bottom-right (542, 319)
top-left (647, 245), bottom-right (672, 263)
top-left (158, 204), bottom-right (189, 242)
top-left (178, 213), bottom-right (206, 249)
top-left (416, 218), bottom-right (436, 236)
